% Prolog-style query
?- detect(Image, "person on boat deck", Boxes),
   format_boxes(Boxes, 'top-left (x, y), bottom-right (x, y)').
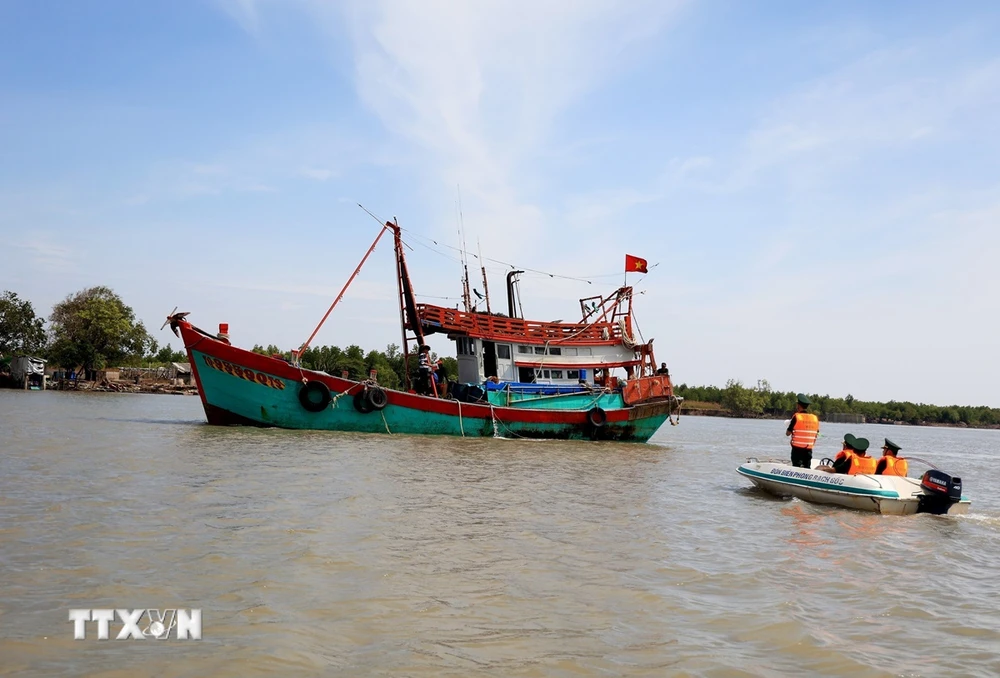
top-left (417, 345), bottom-right (433, 395)
top-left (876, 438), bottom-right (908, 477)
top-left (833, 437), bottom-right (876, 474)
top-left (433, 358), bottom-right (448, 398)
top-left (830, 434), bottom-right (859, 474)
top-left (831, 433), bottom-right (857, 466)
top-left (656, 363), bottom-right (670, 376)
top-left (786, 393), bottom-right (820, 468)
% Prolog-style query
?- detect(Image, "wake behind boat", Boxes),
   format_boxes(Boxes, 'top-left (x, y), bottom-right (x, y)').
top-left (737, 457), bottom-right (970, 516)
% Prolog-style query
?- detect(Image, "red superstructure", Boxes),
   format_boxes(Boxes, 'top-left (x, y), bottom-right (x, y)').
top-left (415, 304), bottom-right (622, 345)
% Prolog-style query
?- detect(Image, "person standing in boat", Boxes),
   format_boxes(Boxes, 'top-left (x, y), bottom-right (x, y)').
top-left (786, 393), bottom-right (820, 468)
top-left (417, 345), bottom-right (433, 395)
top-left (876, 438), bottom-right (908, 476)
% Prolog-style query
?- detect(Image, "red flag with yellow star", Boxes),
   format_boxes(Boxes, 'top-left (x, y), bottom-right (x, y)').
top-left (625, 254), bottom-right (648, 274)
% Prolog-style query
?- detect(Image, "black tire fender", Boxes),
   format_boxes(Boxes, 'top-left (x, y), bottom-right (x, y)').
top-left (587, 406), bottom-right (607, 428)
top-left (366, 386), bottom-right (388, 411)
top-left (353, 388), bottom-right (374, 414)
top-left (298, 380), bottom-right (331, 412)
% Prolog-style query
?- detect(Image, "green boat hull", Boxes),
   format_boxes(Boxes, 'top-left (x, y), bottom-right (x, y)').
top-left (186, 340), bottom-right (671, 442)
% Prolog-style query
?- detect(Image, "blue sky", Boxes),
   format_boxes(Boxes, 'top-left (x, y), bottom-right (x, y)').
top-left (2, 0), bottom-right (999, 407)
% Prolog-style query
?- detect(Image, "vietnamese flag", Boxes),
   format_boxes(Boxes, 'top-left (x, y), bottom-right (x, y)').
top-left (625, 254), bottom-right (648, 274)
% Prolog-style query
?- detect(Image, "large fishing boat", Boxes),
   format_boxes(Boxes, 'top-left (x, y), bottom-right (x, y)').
top-left (168, 219), bottom-right (679, 441)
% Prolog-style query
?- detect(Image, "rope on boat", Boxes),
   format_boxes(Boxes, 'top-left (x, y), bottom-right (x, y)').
top-left (488, 404), bottom-right (532, 440)
top-left (380, 409), bottom-right (392, 434)
top-left (327, 381), bottom-right (364, 409)
top-left (585, 391), bottom-right (606, 410)
top-left (532, 340), bottom-right (553, 374)
top-left (489, 403), bottom-right (506, 438)
top-left (457, 400), bottom-right (465, 437)
top-left (327, 379), bottom-right (382, 410)
top-left (618, 318), bottom-right (636, 349)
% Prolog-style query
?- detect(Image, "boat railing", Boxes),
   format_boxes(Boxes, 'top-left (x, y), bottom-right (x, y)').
top-left (901, 456), bottom-right (939, 471)
top-left (415, 304), bottom-right (622, 344)
top-left (744, 457), bottom-right (788, 464)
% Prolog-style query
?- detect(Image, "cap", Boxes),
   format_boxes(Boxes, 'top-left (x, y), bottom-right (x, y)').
top-left (853, 437), bottom-right (870, 453)
top-left (843, 433), bottom-right (857, 447)
top-left (796, 393), bottom-right (811, 406)
top-left (883, 438), bottom-right (901, 454)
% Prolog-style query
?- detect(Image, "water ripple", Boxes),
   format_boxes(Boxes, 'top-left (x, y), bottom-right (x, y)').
top-left (1, 392), bottom-right (999, 676)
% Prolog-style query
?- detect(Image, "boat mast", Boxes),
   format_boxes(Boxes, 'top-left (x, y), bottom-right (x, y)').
top-left (393, 219), bottom-right (426, 391)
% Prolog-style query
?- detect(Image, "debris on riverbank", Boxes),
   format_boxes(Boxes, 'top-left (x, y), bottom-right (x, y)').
top-left (48, 379), bottom-right (199, 396)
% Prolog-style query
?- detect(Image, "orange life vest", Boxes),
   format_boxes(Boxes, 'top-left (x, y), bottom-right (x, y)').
top-left (879, 456), bottom-right (908, 477)
top-left (832, 449), bottom-right (854, 473)
top-left (790, 413), bottom-right (819, 449)
top-left (850, 454), bottom-right (877, 475)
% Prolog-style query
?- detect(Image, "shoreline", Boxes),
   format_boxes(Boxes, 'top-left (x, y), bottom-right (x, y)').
top-left (7, 383), bottom-right (998, 429)
top-left (37, 380), bottom-right (199, 396)
top-left (679, 406), bottom-right (1000, 430)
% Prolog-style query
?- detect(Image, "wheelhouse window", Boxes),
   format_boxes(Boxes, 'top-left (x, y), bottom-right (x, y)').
top-left (567, 370), bottom-right (580, 379)
top-left (497, 344), bottom-right (511, 360)
top-left (456, 338), bottom-right (476, 355)
top-left (550, 370), bottom-right (563, 379)
top-left (519, 345), bottom-right (568, 356)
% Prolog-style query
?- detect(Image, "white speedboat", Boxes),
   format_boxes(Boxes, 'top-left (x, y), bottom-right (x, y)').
top-left (737, 457), bottom-right (970, 516)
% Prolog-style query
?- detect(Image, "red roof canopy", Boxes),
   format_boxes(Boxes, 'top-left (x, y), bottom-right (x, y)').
top-left (415, 304), bottom-right (624, 346)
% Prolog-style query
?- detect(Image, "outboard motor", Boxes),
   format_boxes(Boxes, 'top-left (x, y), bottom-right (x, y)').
top-left (917, 469), bottom-right (963, 515)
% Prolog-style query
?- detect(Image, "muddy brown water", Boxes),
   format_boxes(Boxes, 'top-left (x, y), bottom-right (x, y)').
top-left (2, 390), bottom-right (999, 676)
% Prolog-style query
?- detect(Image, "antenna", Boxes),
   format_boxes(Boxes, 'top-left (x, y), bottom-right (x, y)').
top-left (457, 185), bottom-right (472, 312)
top-left (478, 237), bottom-right (491, 314)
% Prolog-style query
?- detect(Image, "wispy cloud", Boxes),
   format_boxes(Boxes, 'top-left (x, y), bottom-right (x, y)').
top-left (298, 166), bottom-right (334, 181)
top-left (214, 1), bottom-right (687, 259)
top-left (727, 48), bottom-right (1000, 191)
top-left (211, 278), bottom-right (396, 302)
top-left (214, 0), bottom-right (262, 36)
top-left (12, 237), bottom-right (79, 272)
top-left (124, 123), bottom-right (372, 204)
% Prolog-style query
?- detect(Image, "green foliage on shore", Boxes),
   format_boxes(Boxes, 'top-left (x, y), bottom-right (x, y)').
top-left (675, 381), bottom-right (1000, 427)
top-left (153, 343), bottom-right (187, 364)
top-left (7, 287), bottom-right (996, 423)
top-left (720, 379), bottom-right (772, 418)
top-left (47, 287), bottom-right (155, 371)
top-left (0, 290), bottom-right (46, 356)
top-left (250, 341), bottom-right (458, 391)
